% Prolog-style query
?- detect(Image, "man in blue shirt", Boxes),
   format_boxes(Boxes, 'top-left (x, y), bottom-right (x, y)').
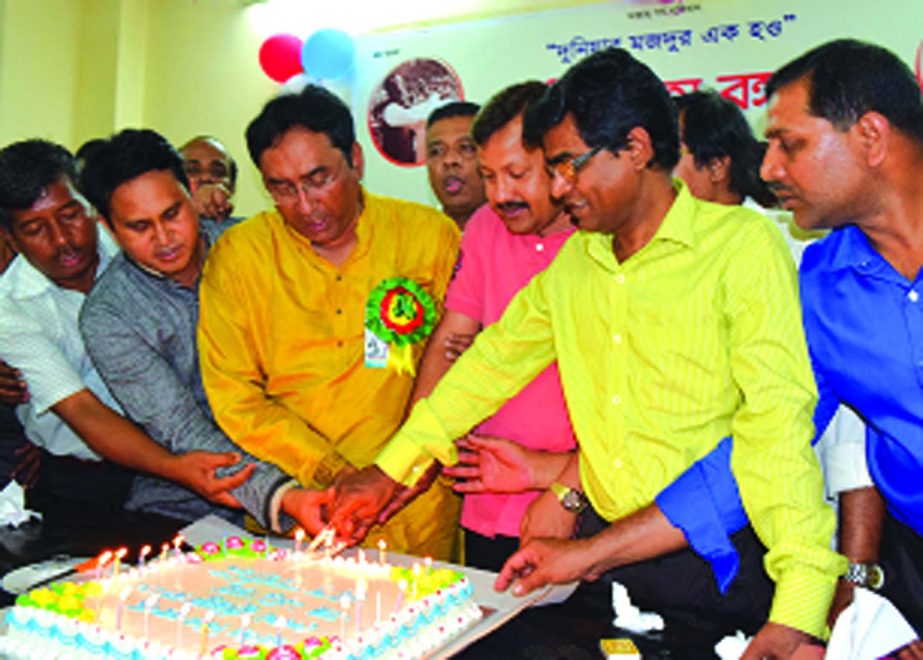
top-left (760, 39), bottom-right (923, 635)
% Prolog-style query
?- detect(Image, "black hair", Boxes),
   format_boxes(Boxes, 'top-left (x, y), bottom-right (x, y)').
top-left (0, 139), bottom-right (76, 229)
top-left (426, 101), bottom-right (481, 129)
top-left (675, 91), bottom-right (776, 207)
top-left (180, 135), bottom-right (238, 187)
top-left (78, 128), bottom-right (189, 225)
top-left (523, 48), bottom-right (679, 170)
top-left (767, 39), bottom-right (923, 143)
top-left (472, 81), bottom-right (547, 147)
top-left (246, 84), bottom-right (355, 168)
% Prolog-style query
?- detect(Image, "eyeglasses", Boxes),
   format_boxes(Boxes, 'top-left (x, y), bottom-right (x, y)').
top-left (549, 145), bottom-right (602, 184)
top-left (266, 162), bottom-right (344, 204)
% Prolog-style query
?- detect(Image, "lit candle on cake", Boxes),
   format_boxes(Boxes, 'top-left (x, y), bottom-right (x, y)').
top-left (116, 586), bottom-right (130, 631)
top-left (138, 544), bottom-right (151, 569)
top-left (274, 614), bottom-right (286, 647)
top-left (95, 550), bottom-right (113, 580)
top-left (339, 594), bottom-right (351, 641)
top-left (239, 613), bottom-right (251, 646)
top-left (177, 601), bottom-right (191, 648)
top-left (423, 556), bottom-right (433, 575)
top-left (172, 534), bottom-right (185, 558)
top-left (113, 547), bottom-right (128, 578)
top-left (412, 563), bottom-right (421, 600)
top-left (377, 539), bottom-right (387, 566)
top-left (294, 528), bottom-right (305, 554)
top-left (200, 610), bottom-right (215, 657)
top-left (159, 543), bottom-right (169, 564)
top-left (143, 594), bottom-right (159, 638)
top-left (355, 580), bottom-right (367, 636)
top-left (395, 579), bottom-right (408, 615)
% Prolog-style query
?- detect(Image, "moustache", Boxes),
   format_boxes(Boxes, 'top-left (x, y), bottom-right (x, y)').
top-left (765, 182), bottom-right (793, 196)
top-left (496, 201), bottom-right (530, 213)
top-left (56, 245), bottom-right (79, 260)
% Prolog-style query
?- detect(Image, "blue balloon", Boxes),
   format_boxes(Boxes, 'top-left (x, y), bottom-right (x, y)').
top-left (301, 28), bottom-right (356, 80)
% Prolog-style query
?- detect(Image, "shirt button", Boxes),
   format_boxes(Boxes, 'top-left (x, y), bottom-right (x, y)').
top-left (535, 243), bottom-right (545, 252)
top-left (611, 394), bottom-right (622, 406)
top-left (612, 457), bottom-right (624, 469)
top-left (336, 309), bottom-right (343, 315)
top-left (336, 275), bottom-right (342, 281)
top-left (909, 290), bottom-right (919, 303)
top-left (614, 273), bottom-right (626, 285)
top-left (337, 340), bottom-right (344, 347)
top-left (612, 333), bottom-right (622, 344)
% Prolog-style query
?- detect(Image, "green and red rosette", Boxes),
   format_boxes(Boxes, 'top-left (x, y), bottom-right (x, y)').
top-left (365, 277), bottom-right (437, 375)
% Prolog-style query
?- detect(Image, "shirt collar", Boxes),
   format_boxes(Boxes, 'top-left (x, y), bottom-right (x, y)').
top-left (583, 178), bottom-right (696, 268)
top-left (7, 222), bottom-right (118, 300)
top-left (825, 225), bottom-right (890, 276)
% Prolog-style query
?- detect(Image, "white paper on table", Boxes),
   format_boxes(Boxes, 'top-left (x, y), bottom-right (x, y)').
top-left (611, 582), bottom-right (664, 634)
top-left (827, 587), bottom-right (918, 659)
top-left (714, 630), bottom-right (751, 660)
top-left (0, 480), bottom-right (40, 528)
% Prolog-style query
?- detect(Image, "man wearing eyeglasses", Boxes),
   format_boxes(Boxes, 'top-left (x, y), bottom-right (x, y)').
top-left (197, 85), bottom-right (462, 560)
top-left (330, 49), bottom-right (843, 659)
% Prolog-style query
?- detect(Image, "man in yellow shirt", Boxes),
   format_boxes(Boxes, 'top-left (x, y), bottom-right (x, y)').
top-left (197, 85), bottom-right (461, 559)
top-left (331, 50), bottom-right (845, 657)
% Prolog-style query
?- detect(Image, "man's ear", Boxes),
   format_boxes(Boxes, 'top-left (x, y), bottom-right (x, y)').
top-left (351, 142), bottom-right (364, 180)
top-left (708, 155), bottom-right (732, 184)
top-left (853, 111), bottom-right (890, 168)
top-left (0, 224), bottom-right (20, 254)
top-left (625, 126), bottom-right (656, 171)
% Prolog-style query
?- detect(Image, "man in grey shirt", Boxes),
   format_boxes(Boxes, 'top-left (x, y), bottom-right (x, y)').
top-left (79, 128), bottom-right (330, 534)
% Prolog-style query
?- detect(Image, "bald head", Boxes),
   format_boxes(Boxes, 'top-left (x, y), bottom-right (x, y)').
top-left (180, 136), bottom-right (237, 194)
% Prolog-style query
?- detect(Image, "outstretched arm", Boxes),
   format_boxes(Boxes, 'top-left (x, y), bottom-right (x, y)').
top-left (54, 388), bottom-right (252, 508)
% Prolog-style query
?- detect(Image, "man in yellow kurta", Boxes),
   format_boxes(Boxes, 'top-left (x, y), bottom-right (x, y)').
top-left (197, 85), bottom-right (461, 559)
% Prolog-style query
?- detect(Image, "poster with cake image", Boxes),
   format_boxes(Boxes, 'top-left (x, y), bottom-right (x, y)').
top-left (366, 58), bottom-right (465, 167)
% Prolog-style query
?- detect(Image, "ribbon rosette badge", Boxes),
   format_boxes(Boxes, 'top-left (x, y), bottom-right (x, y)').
top-left (365, 276), bottom-right (437, 375)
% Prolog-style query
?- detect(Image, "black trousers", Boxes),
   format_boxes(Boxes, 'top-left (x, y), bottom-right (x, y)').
top-left (456, 507), bottom-right (774, 659)
top-left (464, 528), bottom-right (521, 573)
top-left (577, 506), bottom-right (773, 638)
top-left (25, 448), bottom-right (135, 522)
top-left (880, 511), bottom-right (923, 635)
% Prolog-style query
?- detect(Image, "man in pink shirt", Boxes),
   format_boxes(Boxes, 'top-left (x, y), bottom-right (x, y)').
top-left (410, 81), bottom-right (577, 570)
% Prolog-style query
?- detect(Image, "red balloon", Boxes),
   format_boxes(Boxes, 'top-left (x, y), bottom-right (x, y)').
top-left (259, 34), bottom-right (304, 83)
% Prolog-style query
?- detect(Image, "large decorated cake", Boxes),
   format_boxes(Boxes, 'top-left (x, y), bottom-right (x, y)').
top-left (0, 534), bottom-right (482, 659)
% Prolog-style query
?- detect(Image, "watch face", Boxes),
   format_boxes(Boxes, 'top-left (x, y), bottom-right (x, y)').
top-left (562, 489), bottom-right (587, 513)
top-left (867, 564), bottom-right (885, 590)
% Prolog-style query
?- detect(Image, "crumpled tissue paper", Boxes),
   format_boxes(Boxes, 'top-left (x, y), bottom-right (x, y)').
top-left (611, 582), bottom-right (665, 634)
top-left (0, 480), bottom-right (41, 527)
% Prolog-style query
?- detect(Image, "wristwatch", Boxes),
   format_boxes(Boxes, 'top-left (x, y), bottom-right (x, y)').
top-left (549, 482), bottom-right (589, 514)
top-left (843, 562), bottom-right (885, 590)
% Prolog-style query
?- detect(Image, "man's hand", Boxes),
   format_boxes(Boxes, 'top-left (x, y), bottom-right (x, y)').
top-left (741, 622), bottom-right (811, 660)
top-left (445, 434), bottom-right (536, 493)
top-left (376, 461), bottom-right (440, 525)
top-left (495, 537), bottom-right (591, 596)
top-left (895, 641), bottom-right (923, 660)
top-left (443, 332), bottom-right (476, 362)
top-left (191, 183), bottom-right (234, 221)
top-left (0, 359), bottom-right (29, 405)
top-left (520, 488), bottom-right (578, 545)
top-left (281, 487), bottom-right (335, 536)
top-left (11, 441), bottom-right (41, 488)
top-left (827, 578), bottom-right (855, 630)
top-left (328, 465), bottom-right (401, 543)
top-left (168, 451), bottom-right (255, 508)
